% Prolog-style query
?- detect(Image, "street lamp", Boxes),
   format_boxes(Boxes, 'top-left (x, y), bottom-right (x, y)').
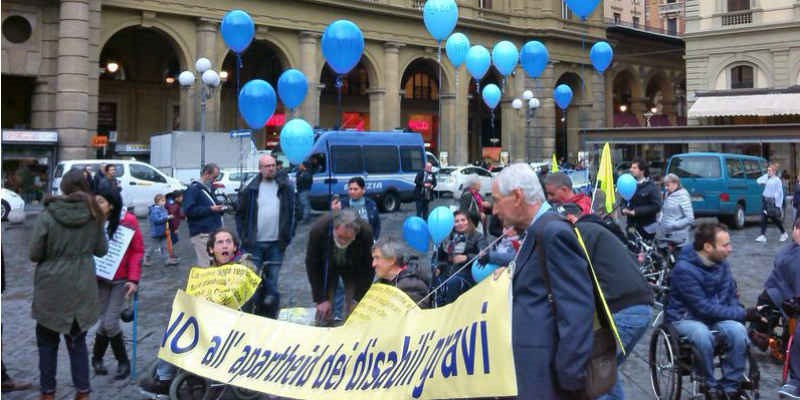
top-left (512, 91), bottom-right (541, 162)
top-left (179, 57), bottom-right (221, 169)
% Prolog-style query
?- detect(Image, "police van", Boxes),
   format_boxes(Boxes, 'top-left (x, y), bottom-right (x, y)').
top-left (305, 131), bottom-right (425, 212)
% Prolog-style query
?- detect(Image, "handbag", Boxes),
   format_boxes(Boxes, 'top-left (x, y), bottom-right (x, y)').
top-left (763, 196), bottom-right (782, 218)
top-left (534, 219), bottom-right (619, 399)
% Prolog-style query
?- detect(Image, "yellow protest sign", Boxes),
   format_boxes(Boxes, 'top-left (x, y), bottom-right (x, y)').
top-left (185, 263), bottom-right (261, 309)
top-left (158, 276), bottom-right (517, 399)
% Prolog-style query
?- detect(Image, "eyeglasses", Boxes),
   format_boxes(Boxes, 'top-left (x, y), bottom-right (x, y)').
top-left (259, 164), bottom-right (277, 168)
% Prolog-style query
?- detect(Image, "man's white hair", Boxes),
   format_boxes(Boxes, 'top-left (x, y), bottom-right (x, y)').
top-left (495, 163), bottom-right (545, 205)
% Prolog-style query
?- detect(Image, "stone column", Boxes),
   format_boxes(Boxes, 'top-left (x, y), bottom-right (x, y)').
top-left (439, 92), bottom-right (455, 157)
top-left (383, 42), bottom-right (403, 130)
top-left (531, 63), bottom-right (557, 161)
top-left (452, 67), bottom-right (469, 165)
top-left (196, 18), bottom-right (218, 131)
top-left (55, 0), bottom-right (91, 160)
top-left (299, 31), bottom-right (320, 126)
top-left (87, 0), bottom-right (100, 143)
top-left (31, 80), bottom-right (53, 129)
top-left (368, 90), bottom-right (386, 131)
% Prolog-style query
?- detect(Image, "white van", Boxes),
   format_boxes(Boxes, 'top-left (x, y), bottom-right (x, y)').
top-left (52, 159), bottom-right (186, 214)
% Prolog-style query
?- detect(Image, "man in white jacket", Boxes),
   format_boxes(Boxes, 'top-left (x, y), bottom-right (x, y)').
top-left (756, 163), bottom-right (787, 243)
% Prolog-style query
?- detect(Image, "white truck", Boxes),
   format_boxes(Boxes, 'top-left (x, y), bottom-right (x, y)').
top-left (150, 131), bottom-right (263, 185)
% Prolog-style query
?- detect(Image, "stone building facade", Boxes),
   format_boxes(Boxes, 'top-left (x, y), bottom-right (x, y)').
top-left (2, 0), bottom-right (688, 171)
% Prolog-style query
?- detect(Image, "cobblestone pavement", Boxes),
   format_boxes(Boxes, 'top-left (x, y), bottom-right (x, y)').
top-left (1, 199), bottom-right (790, 399)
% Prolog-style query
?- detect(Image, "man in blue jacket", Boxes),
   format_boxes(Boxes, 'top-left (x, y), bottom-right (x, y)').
top-left (182, 163), bottom-right (224, 267)
top-left (666, 222), bottom-right (757, 399)
top-left (491, 163), bottom-right (594, 399)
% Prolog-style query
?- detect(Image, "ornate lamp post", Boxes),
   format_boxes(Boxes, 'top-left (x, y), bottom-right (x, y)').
top-left (178, 57), bottom-right (222, 169)
top-left (512, 90), bottom-right (541, 162)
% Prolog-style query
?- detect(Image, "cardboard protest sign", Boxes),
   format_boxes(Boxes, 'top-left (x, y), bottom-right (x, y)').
top-left (185, 264), bottom-right (261, 310)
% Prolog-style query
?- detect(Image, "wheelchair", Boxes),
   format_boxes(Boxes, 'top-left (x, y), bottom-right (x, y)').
top-left (649, 323), bottom-right (760, 400)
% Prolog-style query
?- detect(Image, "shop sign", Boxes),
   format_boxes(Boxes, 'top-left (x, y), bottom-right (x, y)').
top-left (2, 130), bottom-right (58, 143)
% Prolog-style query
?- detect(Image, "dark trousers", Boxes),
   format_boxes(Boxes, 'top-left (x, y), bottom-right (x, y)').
top-left (760, 211), bottom-right (785, 235)
top-left (37, 321), bottom-right (90, 394)
top-left (790, 319), bottom-right (800, 386)
top-left (416, 198), bottom-right (430, 219)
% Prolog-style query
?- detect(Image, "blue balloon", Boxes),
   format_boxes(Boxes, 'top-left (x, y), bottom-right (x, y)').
top-left (520, 41), bottom-right (549, 78)
top-left (590, 41), bottom-right (613, 73)
top-left (427, 206), bottom-right (454, 244)
top-left (492, 41), bottom-right (519, 77)
top-left (403, 217), bottom-right (430, 253)
top-left (220, 10), bottom-right (255, 53)
top-left (321, 20), bottom-right (364, 75)
top-left (280, 119), bottom-right (314, 165)
top-left (423, 0), bottom-right (459, 42)
top-left (465, 45), bottom-right (491, 81)
top-left (472, 263), bottom-right (499, 284)
top-left (238, 79), bottom-right (276, 130)
top-left (277, 69), bottom-right (308, 110)
top-left (553, 84), bottom-right (573, 110)
top-left (445, 33), bottom-right (470, 68)
top-left (482, 84), bottom-right (501, 110)
top-left (617, 173), bottom-right (637, 201)
top-left (564, 0), bottom-right (601, 19)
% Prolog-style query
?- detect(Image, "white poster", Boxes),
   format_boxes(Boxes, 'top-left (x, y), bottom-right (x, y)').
top-left (94, 225), bottom-right (135, 280)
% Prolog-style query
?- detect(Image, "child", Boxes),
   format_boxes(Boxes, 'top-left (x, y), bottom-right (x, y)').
top-left (165, 190), bottom-right (185, 264)
top-left (144, 194), bottom-right (174, 266)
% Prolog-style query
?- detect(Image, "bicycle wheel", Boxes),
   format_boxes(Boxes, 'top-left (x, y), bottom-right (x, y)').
top-left (169, 371), bottom-right (209, 400)
top-left (650, 324), bottom-right (683, 400)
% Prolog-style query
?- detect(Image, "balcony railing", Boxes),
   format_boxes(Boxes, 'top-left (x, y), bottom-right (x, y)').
top-left (721, 10), bottom-right (752, 26)
top-left (659, 1), bottom-right (684, 15)
top-left (411, 0), bottom-right (424, 9)
top-left (605, 18), bottom-right (678, 36)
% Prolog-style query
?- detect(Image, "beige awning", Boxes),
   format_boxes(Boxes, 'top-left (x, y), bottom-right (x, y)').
top-left (688, 93), bottom-right (800, 118)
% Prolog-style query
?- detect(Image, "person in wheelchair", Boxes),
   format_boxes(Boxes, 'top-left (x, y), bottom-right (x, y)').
top-left (665, 222), bottom-right (761, 399)
top-left (140, 228), bottom-right (267, 395)
top-left (433, 210), bottom-right (487, 306)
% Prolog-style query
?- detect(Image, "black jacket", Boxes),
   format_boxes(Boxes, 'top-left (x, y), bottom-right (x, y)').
top-left (626, 179), bottom-right (662, 228)
top-left (575, 215), bottom-right (653, 313)
top-left (414, 170), bottom-right (437, 198)
top-left (378, 267), bottom-right (431, 309)
top-left (295, 167), bottom-right (313, 192)
top-left (437, 229), bottom-right (486, 278)
top-left (235, 173), bottom-right (295, 250)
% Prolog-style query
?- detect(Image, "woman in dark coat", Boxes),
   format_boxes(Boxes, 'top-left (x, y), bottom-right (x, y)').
top-left (371, 237), bottom-right (431, 308)
top-left (434, 210), bottom-right (486, 305)
top-left (91, 187), bottom-right (143, 380)
top-left (29, 169), bottom-right (108, 400)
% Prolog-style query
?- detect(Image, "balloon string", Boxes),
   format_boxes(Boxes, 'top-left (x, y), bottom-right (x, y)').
top-left (437, 42), bottom-right (443, 154)
top-left (454, 70), bottom-right (459, 164)
top-left (236, 52), bottom-right (242, 131)
top-left (336, 75), bottom-right (343, 128)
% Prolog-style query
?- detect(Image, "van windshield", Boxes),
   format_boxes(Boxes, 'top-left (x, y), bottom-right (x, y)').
top-left (668, 156), bottom-right (721, 179)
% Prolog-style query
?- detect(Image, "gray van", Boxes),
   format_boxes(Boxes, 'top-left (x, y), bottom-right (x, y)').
top-left (665, 152), bottom-right (767, 229)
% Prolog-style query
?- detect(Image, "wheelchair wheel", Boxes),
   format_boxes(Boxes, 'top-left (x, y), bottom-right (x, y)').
top-left (169, 371), bottom-right (209, 400)
top-left (741, 350), bottom-right (760, 399)
top-left (231, 386), bottom-right (263, 400)
top-left (650, 324), bottom-right (683, 400)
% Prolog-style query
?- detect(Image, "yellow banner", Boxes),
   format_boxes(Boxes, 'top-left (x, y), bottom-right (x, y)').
top-left (185, 264), bottom-right (261, 310)
top-left (158, 276), bottom-right (516, 399)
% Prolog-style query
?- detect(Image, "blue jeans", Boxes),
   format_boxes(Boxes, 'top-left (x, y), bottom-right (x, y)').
top-left (297, 191), bottom-right (311, 223)
top-left (37, 322), bottom-right (90, 394)
top-left (248, 241), bottom-right (285, 290)
top-left (598, 304), bottom-right (653, 400)
top-left (673, 319), bottom-right (749, 393)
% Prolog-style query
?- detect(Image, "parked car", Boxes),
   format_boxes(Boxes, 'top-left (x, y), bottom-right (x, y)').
top-left (665, 152), bottom-right (767, 229)
top-left (435, 165), bottom-right (494, 198)
top-left (426, 151), bottom-right (441, 173)
top-left (215, 169), bottom-right (259, 199)
top-left (2, 187), bottom-right (26, 223)
top-left (52, 159), bottom-right (186, 215)
top-left (304, 130), bottom-right (426, 212)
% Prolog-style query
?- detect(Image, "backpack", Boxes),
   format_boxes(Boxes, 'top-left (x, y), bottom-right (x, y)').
top-left (535, 214), bottom-right (619, 399)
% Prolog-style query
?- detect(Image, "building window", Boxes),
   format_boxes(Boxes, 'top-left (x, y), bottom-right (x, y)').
top-left (403, 72), bottom-right (438, 100)
top-left (731, 65), bottom-right (754, 89)
top-left (613, 13), bottom-right (621, 24)
top-left (2, 15), bottom-right (32, 44)
top-left (667, 18), bottom-right (677, 35)
top-left (632, 16), bottom-right (640, 28)
top-left (478, 0), bottom-right (492, 9)
top-left (728, 0), bottom-right (750, 12)
top-left (562, 3), bottom-right (574, 19)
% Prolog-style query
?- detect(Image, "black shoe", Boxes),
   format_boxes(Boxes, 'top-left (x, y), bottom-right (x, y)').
top-left (724, 390), bottom-right (751, 400)
top-left (114, 359), bottom-right (130, 380)
top-left (91, 357), bottom-right (108, 376)
top-left (139, 377), bottom-right (171, 395)
top-left (108, 334), bottom-right (130, 380)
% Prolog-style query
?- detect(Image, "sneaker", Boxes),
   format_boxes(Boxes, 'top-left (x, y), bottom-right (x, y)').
top-left (781, 233), bottom-right (789, 242)
top-left (755, 235), bottom-right (767, 243)
top-left (142, 257), bottom-right (152, 267)
top-left (166, 257), bottom-right (180, 266)
top-left (780, 384), bottom-right (800, 399)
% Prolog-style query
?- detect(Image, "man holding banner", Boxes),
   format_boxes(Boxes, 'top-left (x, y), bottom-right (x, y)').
top-left (491, 164), bottom-right (596, 399)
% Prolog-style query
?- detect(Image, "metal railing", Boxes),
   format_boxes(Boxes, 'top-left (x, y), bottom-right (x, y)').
top-left (721, 10), bottom-right (753, 26)
top-left (659, 1), bottom-right (684, 15)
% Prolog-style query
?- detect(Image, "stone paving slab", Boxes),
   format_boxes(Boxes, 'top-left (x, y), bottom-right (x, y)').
top-left (1, 200), bottom-right (789, 399)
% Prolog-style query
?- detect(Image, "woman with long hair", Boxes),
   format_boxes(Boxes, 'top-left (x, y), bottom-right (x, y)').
top-left (29, 168), bottom-right (108, 400)
top-left (91, 187), bottom-right (143, 380)
top-left (434, 210), bottom-right (486, 305)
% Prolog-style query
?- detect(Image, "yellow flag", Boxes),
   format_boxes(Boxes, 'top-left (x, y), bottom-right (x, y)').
top-left (551, 153), bottom-right (559, 172)
top-left (598, 143), bottom-right (615, 213)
